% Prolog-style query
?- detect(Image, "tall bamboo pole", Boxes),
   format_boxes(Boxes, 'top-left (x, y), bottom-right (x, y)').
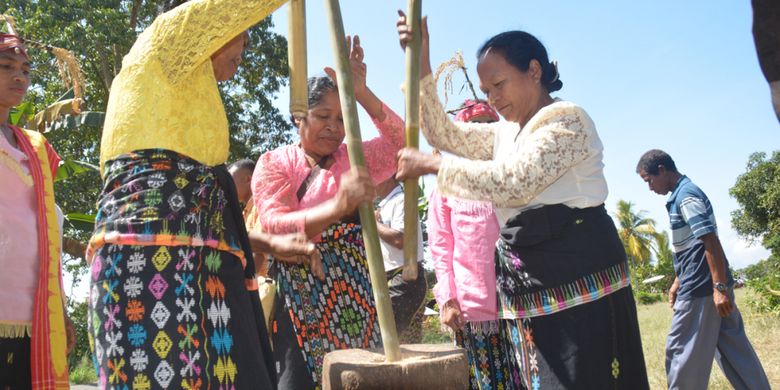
top-left (323, 0), bottom-right (401, 363)
top-left (402, 0), bottom-right (422, 281)
top-left (288, 0), bottom-right (308, 118)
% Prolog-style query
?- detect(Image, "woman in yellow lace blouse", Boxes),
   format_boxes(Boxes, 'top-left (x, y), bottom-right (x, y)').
top-left (88, 1), bottom-right (314, 388)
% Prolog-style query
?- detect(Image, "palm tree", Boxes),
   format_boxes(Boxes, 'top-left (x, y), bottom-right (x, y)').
top-left (652, 231), bottom-right (676, 291)
top-left (614, 200), bottom-right (661, 293)
top-left (614, 200), bottom-right (658, 265)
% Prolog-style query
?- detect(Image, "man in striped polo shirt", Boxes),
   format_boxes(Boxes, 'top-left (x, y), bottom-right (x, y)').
top-left (636, 149), bottom-right (769, 390)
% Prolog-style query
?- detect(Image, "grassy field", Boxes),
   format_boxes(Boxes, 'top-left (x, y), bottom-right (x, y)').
top-left (421, 288), bottom-right (779, 389)
top-left (638, 288), bottom-right (779, 389)
top-left (72, 289), bottom-right (778, 387)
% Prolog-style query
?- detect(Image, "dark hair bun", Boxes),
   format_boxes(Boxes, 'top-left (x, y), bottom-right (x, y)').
top-left (478, 31), bottom-right (564, 93)
top-left (542, 61), bottom-right (563, 93)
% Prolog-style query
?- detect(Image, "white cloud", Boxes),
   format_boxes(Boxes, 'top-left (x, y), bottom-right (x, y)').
top-left (720, 228), bottom-right (771, 270)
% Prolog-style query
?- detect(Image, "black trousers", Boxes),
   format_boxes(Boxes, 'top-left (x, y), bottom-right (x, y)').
top-left (0, 336), bottom-right (31, 390)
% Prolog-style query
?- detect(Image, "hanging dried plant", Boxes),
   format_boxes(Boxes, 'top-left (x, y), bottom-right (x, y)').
top-left (1, 14), bottom-right (18, 35)
top-left (434, 50), bottom-right (481, 111)
top-left (50, 47), bottom-right (85, 113)
top-left (434, 50), bottom-right (465, 108)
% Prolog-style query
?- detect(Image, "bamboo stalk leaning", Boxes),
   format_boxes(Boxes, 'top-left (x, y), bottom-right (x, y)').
top-left (288, 0), bottom-right (308, 118)
top-left (322, 0), bottom-right (401, 363)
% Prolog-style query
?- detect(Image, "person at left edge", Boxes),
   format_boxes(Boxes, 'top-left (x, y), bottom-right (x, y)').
top-left (0, 31), bottom-right (75, 390)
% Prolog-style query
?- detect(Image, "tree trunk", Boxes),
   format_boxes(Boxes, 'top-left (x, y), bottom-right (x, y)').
top-left (129, 0), bottom-right (143, 30)
top-left (62, 237), bottom-right (87, 260)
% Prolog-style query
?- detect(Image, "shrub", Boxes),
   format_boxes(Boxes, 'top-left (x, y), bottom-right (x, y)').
top-left (69, 355), bottom-right (97, 385)
top-left (741, 255), bottom-right (780, 314)
top-left (636, 290), bottom-right (664, 305)
top-left (67, 300), bottom-right (92, 370)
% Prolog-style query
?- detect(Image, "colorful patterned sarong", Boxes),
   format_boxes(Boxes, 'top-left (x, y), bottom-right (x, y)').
top-left (454, 320), bottom-right (523, 390)
top-left (88, 149), bottom-right (275, 389)
top-left (271, 222), bottom-right (382, 389)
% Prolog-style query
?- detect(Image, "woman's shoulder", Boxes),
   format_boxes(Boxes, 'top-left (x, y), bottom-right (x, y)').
top-left (258, 144), bottom-right (303, 168)
top-left (528, 99), bottom-right (595, 133)
top-left (543, 100), bottom-right (593, 123)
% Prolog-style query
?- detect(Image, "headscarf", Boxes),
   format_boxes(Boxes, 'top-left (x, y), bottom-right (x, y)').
top-left (454, 99), bottom-right (499, 123)
top-left (0, 33), bottom-right (28, 58)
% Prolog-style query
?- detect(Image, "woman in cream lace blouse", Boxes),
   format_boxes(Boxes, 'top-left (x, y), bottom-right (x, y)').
top-left (397, 15), bottom-right (649, 389)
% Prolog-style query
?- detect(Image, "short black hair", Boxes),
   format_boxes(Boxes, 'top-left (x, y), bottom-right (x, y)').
top-left (162, 0), bottom-right (187, 13)
top-left (636, 149), bottom-right (678, 175)
top-left (477, 31), bottom-right (562, 93)
top-left (228, 158), bottom-right (256, 173)
top-left (290, 76), bottom-right (338, 127)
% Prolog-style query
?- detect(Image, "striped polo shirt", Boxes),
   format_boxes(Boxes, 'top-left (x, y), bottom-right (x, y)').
top-left (665, 176), bottom-right (732, 299)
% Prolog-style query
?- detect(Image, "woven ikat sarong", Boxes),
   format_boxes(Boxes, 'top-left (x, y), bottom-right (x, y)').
top-left (271, 222), bottom-right (382, 388)
top-left (88, 149), bottom-right (274, 389)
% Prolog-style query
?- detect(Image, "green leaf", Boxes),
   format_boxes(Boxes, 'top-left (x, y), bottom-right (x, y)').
top-left (64, 212), bottom-right (96, 233)
top-left (9, 102), bottom-right (35, 126)
top-left (56, 159), bottom-right (99, 182)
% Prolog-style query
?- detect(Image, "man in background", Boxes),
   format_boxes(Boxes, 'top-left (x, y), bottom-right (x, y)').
top-left (375, 176), bottom-right (427, 343)
top-left (636, 149), bottom-right (769, 390)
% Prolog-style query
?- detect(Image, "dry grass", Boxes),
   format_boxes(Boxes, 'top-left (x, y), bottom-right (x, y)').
top-left (421, 288), bottom-right (780, 388)
top-left (637, 288), bottom-right (780, 389)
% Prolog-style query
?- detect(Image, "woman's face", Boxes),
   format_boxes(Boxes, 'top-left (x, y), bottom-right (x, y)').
top-left (0, 51), bottom-right (30, 108)
top-left (298, 90), bottom-right (345, 159)
top-left (211, 32), bottom-right (248, 82)
top-left (477, 49), bottom-right (542, 125)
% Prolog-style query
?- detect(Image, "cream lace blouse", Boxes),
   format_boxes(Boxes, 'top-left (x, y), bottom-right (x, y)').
top-left (420, 75), bottom-right (608, 225)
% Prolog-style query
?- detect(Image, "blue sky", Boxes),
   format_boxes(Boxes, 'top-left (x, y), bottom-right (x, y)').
top-left (264, 1), bottom-right (778, 270)
top-left (62, 1), bottom-right (778, 300)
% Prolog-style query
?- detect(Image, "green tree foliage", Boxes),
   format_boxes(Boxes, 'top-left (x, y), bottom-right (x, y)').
top-left (730, 151), bottom-right (780, 253)
top-left (730, 151), bottom-right (780, 313)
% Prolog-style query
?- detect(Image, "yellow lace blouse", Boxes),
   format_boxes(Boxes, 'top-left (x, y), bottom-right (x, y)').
top-left (100, 0), bottom-right (287, 171)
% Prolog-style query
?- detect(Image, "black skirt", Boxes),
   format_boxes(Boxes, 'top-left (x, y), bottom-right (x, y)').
top-left (496, 204), bottom-right (649, 389)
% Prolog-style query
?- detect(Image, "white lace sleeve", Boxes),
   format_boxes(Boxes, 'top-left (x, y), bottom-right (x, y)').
top-left (420, 75), bottom-right (495, 160)
top-left (436, 103), bottom-right (593, 207)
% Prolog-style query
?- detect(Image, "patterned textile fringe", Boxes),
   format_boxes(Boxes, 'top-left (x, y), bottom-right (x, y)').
top-left (0, 323), bottom-right (32, 338)
top-left (467, 319), bottom-right (500, 334)
top-left (499, 261), bottom-right (630, 319)
top-left (443, 318), bottom-right (501, 337)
